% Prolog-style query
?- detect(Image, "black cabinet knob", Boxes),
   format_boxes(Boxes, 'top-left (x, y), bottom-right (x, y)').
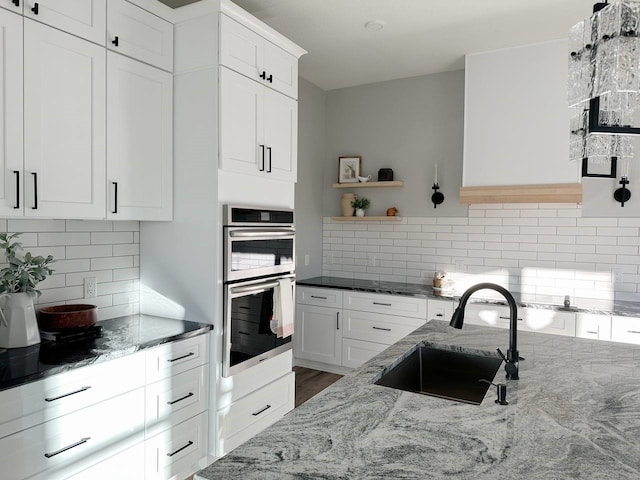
top-left (267, 74), bottom-right (273, 83)
top-left (12, 0), bottom-right (19, 7)
top-left (112, 36), bottom-right (119, 47)
top-left (31, 2), bottom-right (38, 14)
top-left (259, 71), bottom-right (266, 80)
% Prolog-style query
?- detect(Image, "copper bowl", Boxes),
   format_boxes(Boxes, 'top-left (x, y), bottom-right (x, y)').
top-left (38, 304), bottom-right (98, 331)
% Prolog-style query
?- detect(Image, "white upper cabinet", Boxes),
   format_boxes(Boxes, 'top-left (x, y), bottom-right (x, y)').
top-left (23, 19), bottom-right (106, 219)
top-left (107, 0), bottom-right (173, 71)
top-left (0, 0), bottom-right (21, 14)
top-left (107, 52), bottom-right (173, 221)
top-left (220, 67), bottom-right (297, 182)
top-left (23, 0), bottom-right (106, 46)
top-left (0, 10), bottom-right (23, 217)
top-left (220, 14), bottom-right (297, 99)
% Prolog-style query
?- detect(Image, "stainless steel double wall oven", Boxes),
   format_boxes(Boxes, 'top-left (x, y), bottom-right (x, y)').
top-left (223, 205), bottom-right (295, 377)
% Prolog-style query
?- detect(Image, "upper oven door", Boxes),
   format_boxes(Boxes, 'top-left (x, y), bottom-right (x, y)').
top-left (225, 227), bottom-right (295, 282)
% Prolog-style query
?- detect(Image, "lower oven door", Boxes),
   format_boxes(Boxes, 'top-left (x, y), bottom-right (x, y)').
top-left (224, 274), bottom-right (295, 377)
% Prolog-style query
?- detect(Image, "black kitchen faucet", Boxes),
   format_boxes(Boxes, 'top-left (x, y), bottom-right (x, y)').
top-left (449, 283), bottom-right (521, 380)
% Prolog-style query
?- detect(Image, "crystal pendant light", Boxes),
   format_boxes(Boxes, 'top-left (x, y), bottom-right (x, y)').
top-left (568, 0), bottom-right (640, 182)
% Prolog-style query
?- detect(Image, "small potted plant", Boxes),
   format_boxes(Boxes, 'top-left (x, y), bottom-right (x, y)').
top-left (351, 197), bottom-right (371, 217)
top-left (0, 233), bottom-right (54, 348)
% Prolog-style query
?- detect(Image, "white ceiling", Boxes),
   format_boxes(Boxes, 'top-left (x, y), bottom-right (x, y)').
top-left (232, 0), bottom-right (593, 91)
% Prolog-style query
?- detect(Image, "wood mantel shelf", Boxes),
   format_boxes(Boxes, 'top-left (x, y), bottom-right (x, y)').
top-left (331, 216), bottom-right (403, 221)
top-left (332, 181), bottom-right (403, 189)
top-left (459, 183), bottom-right (582, 204)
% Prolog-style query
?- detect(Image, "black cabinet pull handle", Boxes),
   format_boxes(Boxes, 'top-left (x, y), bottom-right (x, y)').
top-left (266, 146), bottom-right (272, 173)
top-left (12, 0), bottom-right (19, 7)
top-left (167, 392), bottom-right (194, 406)
top-left (13, 171), bottom-right (19, 209)
top-left (310, 295), bottom-right (327, 299)
top-left (45, 386), bottom-right (91, 402)
top-left (45, 437), bottom-right (90, 458)
top-left (112, 36), bottom-right (119, 47)
top-left (372, 326), bottom-right (392, 332)
top-left (373, 302), bottom-right (392, 306)
top-left (31, 2), bottom-right (38, 14)
top-left (259, 71), bottom-right (266, 80)
top-left (267, 74), bottom-right (273, 83)
top-left (112, 181), bottom-right (118, 214)
top-left (167, 440), bottom-right (193, 457)
top-left (259, 144), bottom-right (265, 171)
top-left (252, 404), bottom-right (271, 416)
top-left (336, 312), bottom-right (340, 330)
top-left (167, 351), bottom-right (195, 363)
top-left (436, 313), bottom-right (443, 317)
top-left (31, 172), bottom-right (37, 209)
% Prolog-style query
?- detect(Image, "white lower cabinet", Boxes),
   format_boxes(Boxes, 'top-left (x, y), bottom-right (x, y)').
top-left (576, 314), bottom-right (612, 341)
top-left (611, 315), bottom-right (640, 345)
top-left (296, 287), bottom-right (426, 371)
top-left (217, 371), bottom-right (294, 455)
top-left (0, 333), bottom-right (210, 480)
top-left (427, 299), bottom-right (454, 323)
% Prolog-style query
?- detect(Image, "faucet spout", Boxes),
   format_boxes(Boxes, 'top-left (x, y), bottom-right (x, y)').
top-left (449, 282), bottom-right (520, 380)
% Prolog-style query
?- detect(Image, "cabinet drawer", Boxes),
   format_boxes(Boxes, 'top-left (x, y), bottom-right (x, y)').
top-left (342, 310), bottom-right (425, 346)
top-left (145, 411), bottom-right (208, 480)
top-left (146, 333), bottom-right (209, 383)
top-left (0, 387), bottom-right (144, 480)
top-left (428, 299), bottom-right (454, 322)
top-left (343, 291), bottom-right (427, 319)
top-left (107, 0), bottom-right (173, 71)
top-left (342, 338), bottom-right (387, 369)
top-left (0, 351), bottom-right (145, 439)
top-left (57, 441), bottom-right (145, 480)
top-left (611, 316), bottom-right (640, 345)
top-left (297, 286), bottom-right (343, 308)
top-left (218, 372), bottom-right (294, 455)
top-left (462, 303), bottom-right (512, 329)
top-left (521, 308), bottom-right (576, 337)
top-left (576, 314), bottom-right (612, 341)
top-left (145, 364), bottom-right (209, 437)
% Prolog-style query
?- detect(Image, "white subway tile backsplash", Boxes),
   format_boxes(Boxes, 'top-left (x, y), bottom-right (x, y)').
top-left (65, 220), bottom-right (113, 232)
top-left (91, 256), bottom-right (134, 271)
top-left (323, 208), bottom-right (640, 302)
top-left (52, 259), bottom-right (91, 274)
top-left (92, 231), bottom-right (134, 244)
top-left (38, 232), bottom-right (90, 246)
top-left (66, 245), bottom-right (113, 259)
top-left (8, 219), bottom-right (66, 232)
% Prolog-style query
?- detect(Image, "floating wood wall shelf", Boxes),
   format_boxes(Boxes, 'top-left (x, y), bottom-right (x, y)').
top-left (459, 183), bottom-right (582, 204)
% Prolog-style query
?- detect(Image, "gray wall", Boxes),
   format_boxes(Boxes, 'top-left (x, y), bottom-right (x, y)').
top-left (295, 78), bottom-right (327, 279)
top-left (323, 70), bottom-right (468, 218)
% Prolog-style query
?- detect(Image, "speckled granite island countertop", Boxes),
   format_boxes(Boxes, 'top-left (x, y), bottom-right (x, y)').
top-left (298, 275), bottom-right (640, 317)
top-left (196, 321), bottom-right (640, 480)
top-left (0, 314), bottom-right (212, 392)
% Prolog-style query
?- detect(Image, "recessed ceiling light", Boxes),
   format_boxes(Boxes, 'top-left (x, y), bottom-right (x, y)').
top-left (365, 20), bottom-right (386, 31)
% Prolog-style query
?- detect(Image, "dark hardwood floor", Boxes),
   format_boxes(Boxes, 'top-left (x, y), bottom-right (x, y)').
top-left (294, 366), bottom-right (343, 407)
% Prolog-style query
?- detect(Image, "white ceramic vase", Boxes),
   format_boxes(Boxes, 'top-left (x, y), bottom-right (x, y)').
top-left (356, 208), bottom-right (365, 217)
top-left (0, 292), bottom-right (40, 348)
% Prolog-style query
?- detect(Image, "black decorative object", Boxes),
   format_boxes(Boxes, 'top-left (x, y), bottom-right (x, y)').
top-left (582, 157), bottom-right (617, 178)
top-left (378, 168), bottom-right (393, 181)
top-left (614, 177), bottom-right (631, 207)
top-left (431, 183), bottom-right (444, 208)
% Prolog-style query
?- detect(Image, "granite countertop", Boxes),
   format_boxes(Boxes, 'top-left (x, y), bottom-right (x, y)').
top-left (0, 314), bottom-right (212, 392)
top-left (196, 321), bottom-right (640, 479)
top-left (297, 276), bottom-right (640, 317)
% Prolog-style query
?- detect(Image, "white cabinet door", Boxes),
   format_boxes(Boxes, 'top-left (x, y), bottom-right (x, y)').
top-left (24, 20), bottom-right (106, 219)
top-left (107, 0), bottom-right (173, 71)
top-left (295, 304), bottom-right (342, 366)
top-left (219, 66), bottom-right (264, 176)
top-left (297, 286), bottom-right (343, 309)
top-left (24, 0), bottom-right (106, 45)
top-left (0, 0), bottom-right (21, 14)
top-left (576, 313), bottom-right (612, 341)
top-left (107, 52), bottom-right (172, 221)
top-left (263, 40), bottom-right (298, 99)
top-left (219, 14), bottom-right (263, 81)
top-left (521, 308), bottom-right (575, 337)
top-left (427, 299), bottom-right (454, 323)
top-left (0, 10), bottom-right (22, 217)
top-left (264, 88), bottom-right (297, 182)
top-left (342, 338), bottom-right (387, 369)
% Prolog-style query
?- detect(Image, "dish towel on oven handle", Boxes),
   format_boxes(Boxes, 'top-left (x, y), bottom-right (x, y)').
top-left (273, 277), bottom-right (294, 338)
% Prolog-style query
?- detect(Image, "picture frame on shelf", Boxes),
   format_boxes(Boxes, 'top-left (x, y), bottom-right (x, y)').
top-left (338, 156), bottom-right (361, 183)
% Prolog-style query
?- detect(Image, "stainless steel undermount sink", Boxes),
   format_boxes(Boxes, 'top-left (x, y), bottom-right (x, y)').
top-left (373, 342), bottom-right (503, 405)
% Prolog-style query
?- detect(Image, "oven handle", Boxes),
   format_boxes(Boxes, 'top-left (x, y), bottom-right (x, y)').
top-left (229, 228), bottom-right (295, 238)
top-left (229, 276), bottom-right (295, 296)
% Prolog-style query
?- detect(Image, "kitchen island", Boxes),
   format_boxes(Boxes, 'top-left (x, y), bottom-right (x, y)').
top-left (196, 320), bottom-right (640, 479)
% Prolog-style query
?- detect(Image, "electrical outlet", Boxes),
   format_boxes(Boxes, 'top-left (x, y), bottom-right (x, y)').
top-left (613, 269), bottom-right (624, 283)
top-left (304, 254), bottom-right (310, 266)
top-left (84, 277), bottom-right (97, 298)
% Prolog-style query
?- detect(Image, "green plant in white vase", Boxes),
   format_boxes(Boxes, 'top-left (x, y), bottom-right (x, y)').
top-left (351, 197), bottom-right (371, 217)
top-left (0, 233), bottom-right (54, 348)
